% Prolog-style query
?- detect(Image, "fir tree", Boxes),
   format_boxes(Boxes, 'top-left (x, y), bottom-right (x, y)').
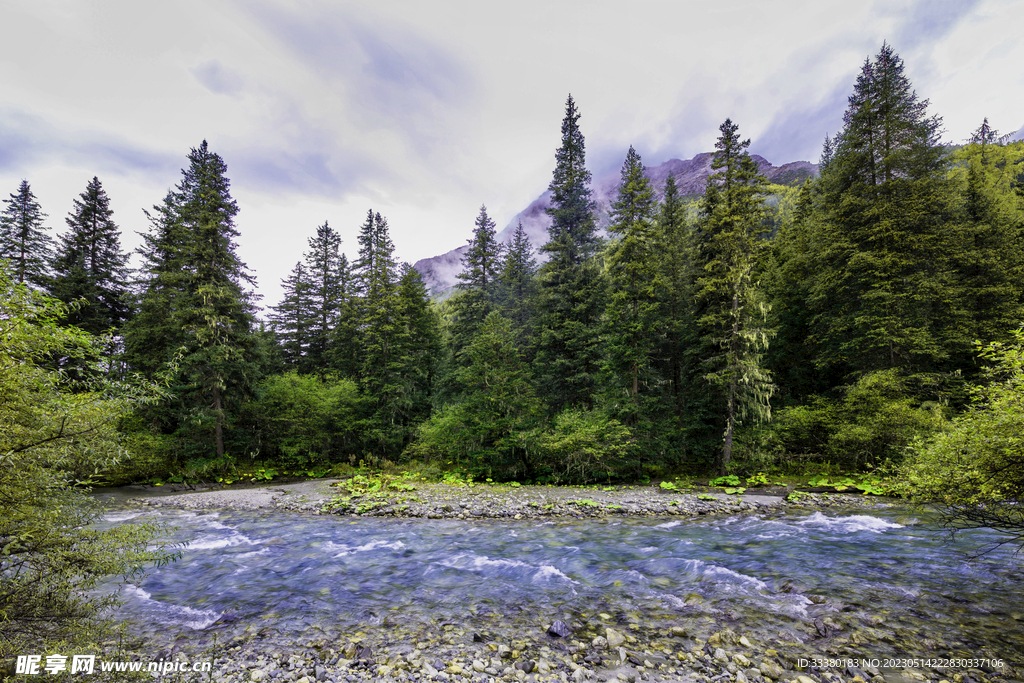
top-left (695, 119), bottom-right (775, 474)
top-left (449, 205), bottom-right (503, 354)
top-left (534, 94), bottom-right (607, 412)
top-left (0, 180), bottom-right (52, 290)
top-left (809, 43), bottom-right (956, 379)
top-left (497, 220), bottom-right (538, 345)
top-left (124, 141), bottom-right (260, 460)
top-left (268, 261), bottom-right (314, 370)
top-left (303, 221), bottom-right (344, 373)
top-left (51, 177), bottom-right (131, 338)
top-left (604, 146), bottom-right (659, 414)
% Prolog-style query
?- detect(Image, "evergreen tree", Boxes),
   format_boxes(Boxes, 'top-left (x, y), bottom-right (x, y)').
top-left (390, 263), bottom-right (442, 437)
top-left (809, 43), bottom-right (956, 379)
top-left (330, 252), bottom-right (360, 379)
top-left (449, 205), bottom-right (503, 354)
top-left (124, 141), bottom-right (260, 461)
top-left (50, 177), bottom-right (131, 338)
top-left (604, 146), bottom-right (659, 417)
top-left (303, 221), bottom-right (344, 373)
top-left (268, 261), bottom-right (314, 370)
top-left (653, 173), bottom-right (702, 451)
top-left (694, 119), bottom-right (776, 474)
top-left (497, 220), bottom-right (538, 345)
top-left (534, 94), bottom-right (607, 412)
top-left (0, 180), bottom-right (52, 290)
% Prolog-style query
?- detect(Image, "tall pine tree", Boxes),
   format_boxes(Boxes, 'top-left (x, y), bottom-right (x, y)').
top-left (51, 177), bottom-right (131, 337)
top-left (534, 94), bottom-right (606, 412)
top-left (124, 141), bottom-right (260, 461)
top-left (694, 119), bottom-right (775, 474)
top-left (449, 205), bottom-right (503, 355)
top-left (809, 43), bottom-right (956, 379)
top-left (268, 261), bottom-right (314, 370)
top-left (0, 180), bottom-right (52, 290)
top-left (497, 220), bottom-right (537, 346)
top-left (604, 146), bottom-right (659, 415)
top-left (303, 221), bottom-right (345, 373)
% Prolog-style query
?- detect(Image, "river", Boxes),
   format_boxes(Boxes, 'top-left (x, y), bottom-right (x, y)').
top-left (94, 502), bottom-right (1024, 671)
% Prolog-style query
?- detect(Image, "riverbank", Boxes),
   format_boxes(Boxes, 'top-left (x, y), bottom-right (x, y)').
top-left (130, 478), bottom-right (886, 519)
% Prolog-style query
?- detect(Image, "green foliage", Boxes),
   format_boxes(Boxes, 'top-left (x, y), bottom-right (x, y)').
top-left (245, 372), bottom-right (364, 466)
top-left (528, 408), bottom-right (635, 484)
top-left (905, 328), bottom-right (1024, 547)
top-left (0, 264), bottom-right (175, 655)
top-left (709, 475), bottom-right (741, 487)
top-left (404, 312), bottom-right (539, 480)
top-left (766, 370), bottom-right (945, 469)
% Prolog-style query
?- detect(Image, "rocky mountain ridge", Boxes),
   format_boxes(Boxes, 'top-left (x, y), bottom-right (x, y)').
top-left (413, 153), bottom-right (817, 298)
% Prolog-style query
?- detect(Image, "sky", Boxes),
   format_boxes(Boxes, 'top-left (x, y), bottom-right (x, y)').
top-left (2, 0), bottom-right (1023, 311)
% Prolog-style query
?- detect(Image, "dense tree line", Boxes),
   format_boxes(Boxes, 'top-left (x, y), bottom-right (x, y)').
top-left (3, 43), bottom-right (1023, 486)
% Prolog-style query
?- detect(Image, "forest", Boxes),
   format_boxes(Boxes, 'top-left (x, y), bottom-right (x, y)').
top-left (2, 43), bottom-right (1023, 495)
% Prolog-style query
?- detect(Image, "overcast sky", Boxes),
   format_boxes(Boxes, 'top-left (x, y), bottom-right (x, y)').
top-left (2, 0), bottom-right (1022, 310)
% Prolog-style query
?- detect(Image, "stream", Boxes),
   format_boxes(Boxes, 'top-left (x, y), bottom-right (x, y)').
top-left (94, 502), bottom-right (1024, 669)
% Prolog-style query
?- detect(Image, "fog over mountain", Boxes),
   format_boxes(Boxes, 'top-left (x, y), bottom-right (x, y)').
top-left (414, 153), bottom-right (817, 297)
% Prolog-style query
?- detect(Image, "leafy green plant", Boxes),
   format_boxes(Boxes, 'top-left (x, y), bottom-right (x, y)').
top-left (710, 475), bottom-right (741, 487)
top-left (697, 494), bottom-right (718, 501)
top-left (722, 487), bottom-right (746, 495)
top-left (745, 472), bottom-right (769, 486)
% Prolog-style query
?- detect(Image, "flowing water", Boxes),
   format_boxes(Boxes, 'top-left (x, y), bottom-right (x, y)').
top-left (95, 504), bottom-right (1024, 667)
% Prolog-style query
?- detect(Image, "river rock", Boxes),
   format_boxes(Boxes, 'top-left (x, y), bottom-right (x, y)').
top-left (796, 676), bottom-right (817, 683)
top-left (734, 653), bottom-right (751, 667)
top-left (606, 627), bottom-right (626, 648)
top-left (249, 670), bottom-right (267, 682)
top-left (739, 635), bottom-right (754, 648)
top-left (592, 636), bottom-right (609, 650)
top-left (714, 648), bottom-right (730, 663)
top-left (538, 658), bottom-right (551, 674)
top-left (760, 660), bottom-right (784, 679)
top-left (548, 620), bottom-right (573, 638)
top-left (472, 659), bottom-right (487, 672)
top-left (497, 644), bottom-right (512, 659)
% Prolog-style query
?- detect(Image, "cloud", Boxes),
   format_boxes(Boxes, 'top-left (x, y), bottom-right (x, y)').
top-left (192, 60), bottom-right (246, 96)
top-left (893, 0), bottom-right (984, 50)
top-left (0, 106), bottom-right (178, 180)
top-left (751, 81), bottom-right (852, 165)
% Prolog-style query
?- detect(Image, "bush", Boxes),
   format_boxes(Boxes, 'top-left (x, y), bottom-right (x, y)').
top-left (905, 329), bottom-right (1024, 549)
top-left (245, 372), bottom-right (364, 466)
top-left (757, 370), bottom-right (945, 471)
top-left (0, 264), bottom-right (174, 656)
top-left (527, 409), bottom-right (636, 484)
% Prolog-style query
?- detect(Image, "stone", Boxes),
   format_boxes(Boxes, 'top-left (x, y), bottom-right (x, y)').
top-left (796, 676), bottom-right (817, 683)
top-left (734, 654), bottom-right (751, 667)
top-left (606, 628), bottom-right (626, 648)
top-left (497, 644), bottom-right (512, 659)
top-left (669, 626), bottom-right (687, 637)
top-left (548, 620), bottom-right (573, 638)
top-left (472, 660), bottom-right (487, 672)
top-left (714, 648), bottom-right (730, 663)
top-left (447, 662), bottom-right (463, 675)
top-left (739, 636), bottom-right (754, 648)
top-left (592, 636), bottom-right (608, 650)
top-left (249, 670), bottom-right (267, 682)
top-left (737, 671), bottom-right (749, 683)
top-left (314, 664), bottom-right (326, 681)
top-left (761, 660), bottom-right (784, 679)
top-left (538, 659), bottom-right (551, 674)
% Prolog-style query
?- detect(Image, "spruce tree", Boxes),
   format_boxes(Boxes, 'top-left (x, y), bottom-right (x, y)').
top-left (124, 141), bottom-right (260, 460)
top-left (303, 221), bottom-right (344, 373)
top-left (51, 177), bottom-right (131, 338)
top-left (497, 220), bottom-right (538, 346)
top-left (268, 261), bottom-right (314, 370)
top-left (0, 180), bottom-right (52, 290)
top-left (534, 94), bottom-right (606, 412)
top-left (449, 205), bottom-right (503, 355)
top-left (604, 146), bottom-right (659, 414)
top-left (809, 43), bottom-right (956, 379)
top-left (653, 173), bottom-right (700, 445)
top-left (694, 119), bottom-right (775, 474)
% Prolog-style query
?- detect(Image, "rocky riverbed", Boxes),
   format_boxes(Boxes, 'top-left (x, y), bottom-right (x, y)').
top-left (108, 484), bottom-right (1019, 683)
